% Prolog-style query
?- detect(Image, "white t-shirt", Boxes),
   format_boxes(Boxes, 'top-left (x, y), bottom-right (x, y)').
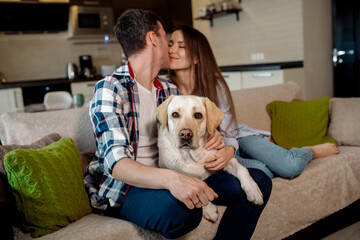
top-left (135, 81), bottom-right (159, 168)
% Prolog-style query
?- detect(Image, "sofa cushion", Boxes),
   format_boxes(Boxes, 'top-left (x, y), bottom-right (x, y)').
top-left (328, 98), bottom-right (360, 146)
top-left (4, 138), bottom-right (92, 238)
top-left (0, 107), bottom-right (95, 152)
top-left (231, 82), bottom-right (303, 131)
top-left (266, 97), bottom-right (336, 149)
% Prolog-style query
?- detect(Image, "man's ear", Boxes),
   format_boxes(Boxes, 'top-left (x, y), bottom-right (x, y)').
top-left (148, 31), bottom-right (157, 47)
top-left (156, 95), bottom-right (175, 130)
top-left (203, 97), bottom-right (224, 134)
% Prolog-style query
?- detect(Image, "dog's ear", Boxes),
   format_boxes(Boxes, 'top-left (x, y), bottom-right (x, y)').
top-left (203, 97), bottom-right (224, 134)
top-left (156, 95), bottom-right (175, 130)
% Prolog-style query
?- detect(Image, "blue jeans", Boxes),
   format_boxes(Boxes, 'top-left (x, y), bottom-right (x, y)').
top-left (236, 135), bottom-right (314, 179)
top-left (106, 169), bottom-right (272, 239)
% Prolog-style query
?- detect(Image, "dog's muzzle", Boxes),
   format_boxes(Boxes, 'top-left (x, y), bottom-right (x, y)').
top-left (178, 128), bottom-right (193, 148)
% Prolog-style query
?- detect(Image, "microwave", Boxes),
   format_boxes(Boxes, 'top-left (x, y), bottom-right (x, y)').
top-left (68, 5), bottom-right (114, 38)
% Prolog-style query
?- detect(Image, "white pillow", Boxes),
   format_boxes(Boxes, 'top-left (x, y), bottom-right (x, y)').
top-left (0, 107), bottom-right (95, 152)
top-left (328, 98), bottom-right (360, 146)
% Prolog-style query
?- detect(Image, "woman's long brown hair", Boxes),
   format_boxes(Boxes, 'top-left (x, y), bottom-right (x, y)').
top-left (169, 25), bottom-right (237, 124)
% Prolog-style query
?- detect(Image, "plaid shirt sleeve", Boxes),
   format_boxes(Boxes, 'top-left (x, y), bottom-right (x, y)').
top-left (90, 77), bottom-right (135, 175)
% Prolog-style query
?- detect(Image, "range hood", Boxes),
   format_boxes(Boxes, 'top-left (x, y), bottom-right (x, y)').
top-left (0, 1), bottom-right (69, 33)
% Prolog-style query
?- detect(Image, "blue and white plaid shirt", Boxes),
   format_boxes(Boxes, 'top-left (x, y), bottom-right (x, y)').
top-left (87, 62), bottom-right (179, 208)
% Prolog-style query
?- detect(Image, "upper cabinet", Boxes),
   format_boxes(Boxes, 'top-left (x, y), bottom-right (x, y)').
top-left (112, 0), bottom-right (193, 33)
top-left (69, 0), bottom-right (112, 6)
top-left (0, 1), bottom-right (69, 33)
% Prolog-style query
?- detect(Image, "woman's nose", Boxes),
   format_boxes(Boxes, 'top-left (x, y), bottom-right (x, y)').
top-left (169, 45), bottom-right (176, 53)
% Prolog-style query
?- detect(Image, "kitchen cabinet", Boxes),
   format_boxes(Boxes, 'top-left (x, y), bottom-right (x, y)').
top-left (69, 0), bottom-right (112, 6)
top-left (70, 80), bottom-right (97, 102)
top-left (222, 71), bottom-right (242, 91)
top-left (0, 88), bottom-right (24, 116)
top-left (241, 70), bottom-right (283, 89)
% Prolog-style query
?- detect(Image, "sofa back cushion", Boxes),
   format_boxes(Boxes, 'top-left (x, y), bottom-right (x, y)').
top-left (231, 82), bottom-right (302, 131)
top-left (0, 107), bottom-right (95, 152)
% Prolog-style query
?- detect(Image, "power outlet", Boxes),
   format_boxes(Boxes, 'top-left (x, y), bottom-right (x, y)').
top-left (251, 53), bottom-right (265, 61)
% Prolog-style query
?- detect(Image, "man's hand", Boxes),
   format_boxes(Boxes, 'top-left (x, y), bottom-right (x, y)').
top-left (167, 172), bottom-right (218, 209)
top-left (205, 130), bottom-right (225, 151)
top-left (204, 146), bottom-right (235, 171)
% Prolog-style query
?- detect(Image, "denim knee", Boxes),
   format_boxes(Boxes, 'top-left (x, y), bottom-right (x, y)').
top-left (159, 204), bottom-right (202, 239)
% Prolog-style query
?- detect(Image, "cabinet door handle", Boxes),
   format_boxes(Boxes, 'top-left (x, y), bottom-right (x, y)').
top-left (252, 73), bottom-right (273, 78)
top-left (13, 90), bottom-right (18, 109)
top-left (87, 83), bottom-right (96, 87)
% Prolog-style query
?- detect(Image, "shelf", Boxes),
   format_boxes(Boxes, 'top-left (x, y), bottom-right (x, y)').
top-left (195, 8), bottom-right (242, 27)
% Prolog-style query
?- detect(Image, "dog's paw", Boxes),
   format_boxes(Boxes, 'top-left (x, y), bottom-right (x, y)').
top-left (202, 203), bottom-right (218, 222)
top-left (242, 181), bottom-right (264, 205)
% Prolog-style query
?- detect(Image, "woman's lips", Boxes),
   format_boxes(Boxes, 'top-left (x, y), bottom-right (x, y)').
top-left (169, 56), bottom-right (177, 61)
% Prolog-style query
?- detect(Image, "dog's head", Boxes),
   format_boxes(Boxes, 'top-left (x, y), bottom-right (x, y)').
top-left (156, 95), bottom-right (224, 149)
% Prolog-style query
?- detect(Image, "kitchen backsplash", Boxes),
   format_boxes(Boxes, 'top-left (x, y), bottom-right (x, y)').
top-left (0, 32), bottom-right (122, 82)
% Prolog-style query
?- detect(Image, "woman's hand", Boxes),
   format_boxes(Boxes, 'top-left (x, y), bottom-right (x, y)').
top-left (205, 130), bottom-right (225, 150)
top-left (204, 146), bottom-right (235, 171)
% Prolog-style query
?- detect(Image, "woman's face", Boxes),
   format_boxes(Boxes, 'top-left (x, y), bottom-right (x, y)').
top-left (168, 30), bottom-right (192, 71)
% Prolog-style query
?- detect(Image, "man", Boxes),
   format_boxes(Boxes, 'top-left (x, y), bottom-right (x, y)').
top-left (88, 9), bottom-right (272, 240)
top-left (88, 9), bottom-right (218, 238)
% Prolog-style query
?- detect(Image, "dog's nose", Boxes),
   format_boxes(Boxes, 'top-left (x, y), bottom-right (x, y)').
top-left (179, 129), bottom-right (193, 140)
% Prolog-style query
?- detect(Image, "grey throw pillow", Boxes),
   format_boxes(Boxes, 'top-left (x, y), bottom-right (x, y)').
top-left (328, 98), bottom-right (360, 146)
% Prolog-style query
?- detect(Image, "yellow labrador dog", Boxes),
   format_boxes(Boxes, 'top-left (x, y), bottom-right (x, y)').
top-left (156, 95), bottom-right (263, 222)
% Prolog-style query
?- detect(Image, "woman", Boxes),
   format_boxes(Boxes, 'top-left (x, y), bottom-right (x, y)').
top-left (168, 25), bottom-right (272, 240)
top-left (168, 25), bottom-right (340, 179)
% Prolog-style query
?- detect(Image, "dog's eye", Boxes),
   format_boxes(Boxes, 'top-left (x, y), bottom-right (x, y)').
top-left (194, 112), bottom-right (203, 119)
top-left (171, 112), bottom-right (180, 118)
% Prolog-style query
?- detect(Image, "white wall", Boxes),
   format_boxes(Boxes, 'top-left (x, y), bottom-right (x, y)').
top-left (192, 0), bottom-right (304, 66)
top-left (191, 0), bottom-right (333, 99)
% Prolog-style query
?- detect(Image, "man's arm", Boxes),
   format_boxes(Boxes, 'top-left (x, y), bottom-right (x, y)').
top-left (112, 158), bottom-right (218, 209)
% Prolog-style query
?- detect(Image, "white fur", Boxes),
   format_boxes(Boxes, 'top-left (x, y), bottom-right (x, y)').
top-left (157, 95), bottom-right (263, 222)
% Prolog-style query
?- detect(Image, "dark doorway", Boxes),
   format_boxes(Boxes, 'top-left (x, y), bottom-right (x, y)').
top-left (332, 0), bottom-right (360, 97)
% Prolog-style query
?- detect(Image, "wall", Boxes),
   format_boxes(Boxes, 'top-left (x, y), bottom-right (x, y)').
top-left (303, 0), bottom-right (333, 100)
top-left (192, 0), bottom-right (304, 66)
top-left (0, 32), bottom-right (122, 82)
top-left (191, 0), bottom-right (333, 100)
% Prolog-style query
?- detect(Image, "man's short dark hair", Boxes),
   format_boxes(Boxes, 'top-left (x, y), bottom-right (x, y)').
top-left (114, 9), bottom-right (162, 58)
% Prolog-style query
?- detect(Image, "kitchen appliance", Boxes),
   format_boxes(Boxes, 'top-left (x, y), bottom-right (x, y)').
top-left (79, 55), bottom-right (94, 78)
top-left (68, 5), bottom-right (114, 38)
top-left (67, 63), bottom-right (79, 79)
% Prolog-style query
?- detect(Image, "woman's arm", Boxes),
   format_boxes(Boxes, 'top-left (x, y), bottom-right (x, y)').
top-left (204, 82), bottom-right (239, 171)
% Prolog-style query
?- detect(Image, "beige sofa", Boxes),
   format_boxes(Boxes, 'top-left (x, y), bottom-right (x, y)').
top-left (0, 82), bottom-right (359, 240)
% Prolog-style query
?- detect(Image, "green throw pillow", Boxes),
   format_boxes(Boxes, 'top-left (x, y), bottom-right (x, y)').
top-left (4, 138), bottom-right (92, 238)
top-left (266, 97), bottom-right (336, 149)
